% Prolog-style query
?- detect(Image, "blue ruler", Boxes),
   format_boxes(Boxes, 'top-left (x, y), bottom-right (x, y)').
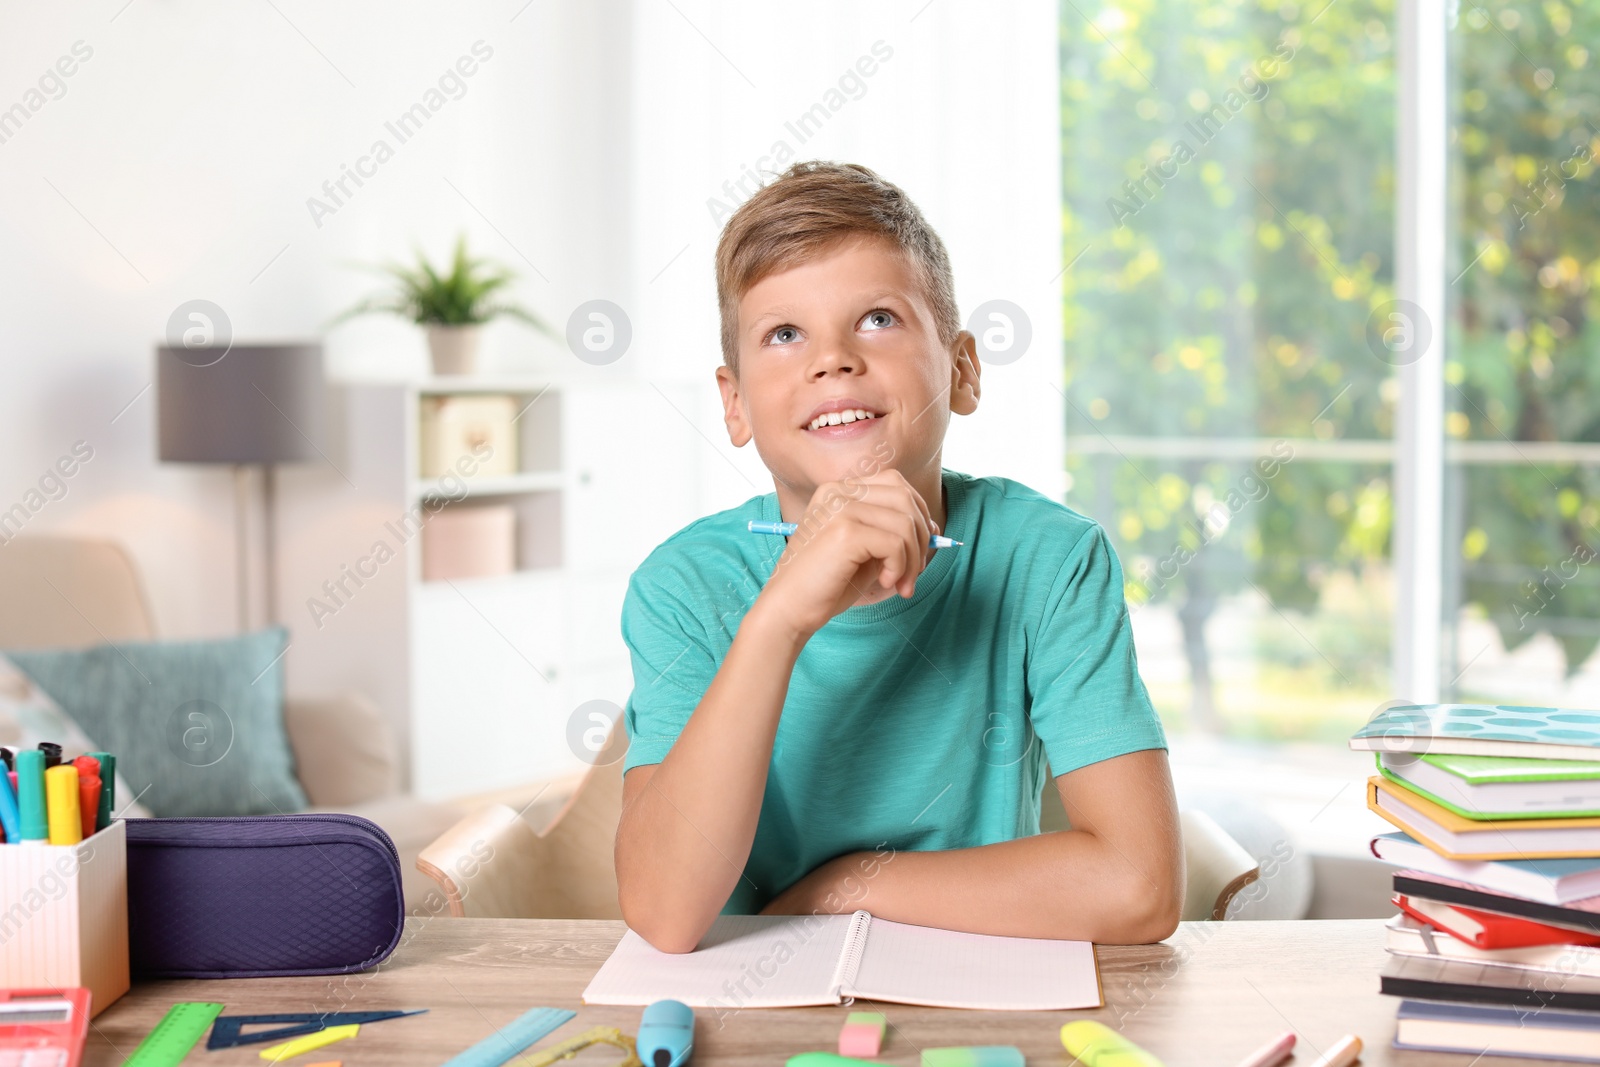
top-left (441, 1006), bottom-right (577, 1067)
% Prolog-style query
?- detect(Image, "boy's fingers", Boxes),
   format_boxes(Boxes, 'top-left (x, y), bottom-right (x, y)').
top-left (838, 501), bottom-right (927, 584)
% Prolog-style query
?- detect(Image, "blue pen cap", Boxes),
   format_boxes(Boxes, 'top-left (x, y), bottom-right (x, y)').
top-left (15, 749), bottom-right (48, 841)
top-left (638, 999), bottom-right (694, 1067)
top-left (0, 760), bottom-right (20, 842)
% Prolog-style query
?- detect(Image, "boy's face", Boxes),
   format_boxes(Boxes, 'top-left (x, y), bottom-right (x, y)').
top-left (715, 237), bottom-right (980, 509)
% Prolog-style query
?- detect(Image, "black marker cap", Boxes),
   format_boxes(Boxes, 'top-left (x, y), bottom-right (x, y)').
top-left (38, 741), bottom-right (63, 768)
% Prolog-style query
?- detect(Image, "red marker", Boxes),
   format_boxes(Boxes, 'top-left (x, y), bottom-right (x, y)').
top-left (72, 757), bottom-right (101, 840)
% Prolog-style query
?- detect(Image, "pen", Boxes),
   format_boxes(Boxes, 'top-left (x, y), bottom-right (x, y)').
top-left (73, 756), bottom-right (102, 840)
top-left (748, 520), bottom-right (963, 549)
top-left (1234, 1030), bottom-right (1295, 1067)
top-left (1304, 1034), bottom-right (1361, 1067)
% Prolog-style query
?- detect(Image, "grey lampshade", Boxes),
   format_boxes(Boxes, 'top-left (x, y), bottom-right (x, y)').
top-left (157, 344), bottom-right (325, 464)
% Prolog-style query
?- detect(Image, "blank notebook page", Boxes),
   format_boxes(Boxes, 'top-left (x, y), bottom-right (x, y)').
top-left (583, 914), bottom-right (854, 1007)
top-left (846, 916), bottom-right (1102, 1010)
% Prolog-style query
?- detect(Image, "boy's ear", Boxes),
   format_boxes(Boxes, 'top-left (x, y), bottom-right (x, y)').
top-left (949, 329), bottom-right (981, 416)
top-left (715, 365), bottom-right (753, 446)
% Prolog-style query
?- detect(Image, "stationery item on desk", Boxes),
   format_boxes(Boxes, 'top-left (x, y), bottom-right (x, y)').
top-left (258, 1023), bottom-right (358, 1062)
top-left (583, 911), bottom-right (1101, 1010)
top-left (207, 1010), bottom-right (429, 1049)
top-left (74, 767), bottom-right (100, 842)
top-left (1232, 1028), bottom-right (1295, 1067)
top-left (788, 1056), bottom-right (874, 1066)
top-left (637, 999), bottom-right (693, 1067)
top-left (921, 1047), bottom-right (1024, 1067)
top-left (838, 1011), bottom-right (885, 1057)
top-left (1060, 1020), bottom-right (1164, 1067)
top-left (1368, 776), bottom-right (1600, 859)
top-left (1351, 702), bottom-right (1600, 761)
top-left (0, 755), bottom-right (20, 842)
top-left (38, 741), bottom-right (62, 768)
top-left (0, 746), bottom-right (13, 770)
top-left (521, 1026), bottom-right (642, 1067)
top-left (87, 752), bottom-right (113, 829)
top-left (1302, 1033), bottom-right (1361, 1067)
top-left (1378, 750), bottom-right (1600, 818)
top-left (440, 1006), bottom-right (577, 1067)
top-left (15, 748), bottom-right (48, 842)
top-left (1393, 892), bottom-right (1600, 949)
top-left (1392, 998), bottom-right (1600, 1062)
top-left (1381, 952), bottom-right (1600, 1011)
top-left (123, 1002), bottom-right (225, 1067)
top-left (1392, 868), bottom-right (1600, 933)
top-left (1385, 913), bottom-right (1600, 976)
top-left (0, 988), bottom-right (91, 1067)
top-left (747, 519), bottom-right (963, 550)
top-left (1372, 832), bottom-right (1600, 904)
top-left (45, 764), bottom-right (82, 845)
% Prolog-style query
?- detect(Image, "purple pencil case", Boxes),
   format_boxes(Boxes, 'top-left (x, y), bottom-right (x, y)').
top-left (123, 813), bottom-right (405, 979)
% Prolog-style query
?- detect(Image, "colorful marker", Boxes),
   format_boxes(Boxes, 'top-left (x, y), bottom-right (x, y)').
top-left (1304, 1034), bottom-right (1362, 1067)
top-left (45, 764), bottom-right (82, 845)
top-left (1234, 1029), bottom-right (1296, 1067)
top-left (0, 763), bottom-right (18, 842)
top-left (88, 752), bottom-right (114, 829)
top-left (748, 519), bottom-right (962, 549)
top-left (73, 758), bottom-right (102, 841)
top-left (1061, 1021), bottom-right (1165, 1067)
top-left (15, 749), bottom-right (48, 842)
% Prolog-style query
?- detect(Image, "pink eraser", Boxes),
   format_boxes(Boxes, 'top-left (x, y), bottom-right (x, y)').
top-left (839, 1013), bottom-right (886, 1057)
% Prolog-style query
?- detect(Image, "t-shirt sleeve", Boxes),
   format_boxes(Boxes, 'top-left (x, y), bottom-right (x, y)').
top-left (1027, 523), bottom-right (1168, 777)
top-left (619, 572), bottom-right (722, 772)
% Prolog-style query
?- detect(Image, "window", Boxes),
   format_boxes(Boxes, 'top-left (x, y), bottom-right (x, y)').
top-left (1059, 0), bottom-right (1401, 740)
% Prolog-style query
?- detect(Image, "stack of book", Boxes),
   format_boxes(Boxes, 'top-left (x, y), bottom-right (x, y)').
top-left (1351, 702), bottom-right (1600, 1061)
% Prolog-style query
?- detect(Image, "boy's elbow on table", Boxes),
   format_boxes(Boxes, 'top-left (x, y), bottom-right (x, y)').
top-left (618, 894), bottom-right (709, 955)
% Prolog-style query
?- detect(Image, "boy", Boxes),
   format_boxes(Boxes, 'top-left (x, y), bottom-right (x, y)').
top-left (614, 161), bottom-right (1182, 953)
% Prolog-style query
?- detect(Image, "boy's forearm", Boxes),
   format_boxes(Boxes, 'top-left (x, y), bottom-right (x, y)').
top-left (615, 600), bottom-right (808, 951)
top-left (772, 830), bottom-right (1183, 944)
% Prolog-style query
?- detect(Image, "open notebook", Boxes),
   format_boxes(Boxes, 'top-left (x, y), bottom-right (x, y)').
top-left (582, 911), bottom-right (1103, 1011)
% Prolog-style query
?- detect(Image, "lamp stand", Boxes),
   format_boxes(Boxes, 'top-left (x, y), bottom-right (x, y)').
top-left (233, 464), bottom-right (252, 631)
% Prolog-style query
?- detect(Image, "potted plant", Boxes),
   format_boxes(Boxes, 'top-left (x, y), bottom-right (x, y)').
top-left (335, 236), bottom-right (555, 376)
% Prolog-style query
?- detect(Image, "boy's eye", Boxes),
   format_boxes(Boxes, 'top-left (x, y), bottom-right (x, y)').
top-left (860, 309), bottom-right (896, 331)
top-left (766, 325), bottom-right (802, 346)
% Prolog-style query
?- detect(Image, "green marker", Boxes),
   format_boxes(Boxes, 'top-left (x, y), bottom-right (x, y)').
top-left (88, 751), bottom-right (115, 828)
top-left (15, 749), bottom-right (48, 841)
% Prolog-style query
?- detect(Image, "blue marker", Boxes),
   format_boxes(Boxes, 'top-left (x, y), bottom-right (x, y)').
top-left (637, 1000), bottom-right (694, 1067)
top-left (0, 760), bottom-right (20, 842)
top-left (748, 520), bottom-right (962, 550)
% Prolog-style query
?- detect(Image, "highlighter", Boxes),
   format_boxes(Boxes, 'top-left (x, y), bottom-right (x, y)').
top-left (0, 762), bottom-right (20, 842)
top-left (637, 999), bottom-right (694, 1067)
top-left (1061, 1021), bottom-right (1165, 1067)
top-left (15, 749), bottom-right (49, 842)
top-left (45, 764), bottom-right (82, 845)
top-left (76, 769), bottom-right (102, 841)
top-left (88, 752), bottom-right (115, 829)
top-left (922, 1049), bottom-right (1025, 1067)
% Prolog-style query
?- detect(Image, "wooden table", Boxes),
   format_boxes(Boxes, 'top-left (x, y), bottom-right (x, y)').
top-left (82, 918), bottom-right (1517, 1066)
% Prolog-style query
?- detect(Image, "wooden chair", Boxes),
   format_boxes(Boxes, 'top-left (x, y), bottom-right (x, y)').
top-left (417, 747), bottom-right (1261, 923)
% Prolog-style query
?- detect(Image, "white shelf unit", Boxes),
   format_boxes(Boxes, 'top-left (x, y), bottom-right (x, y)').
top-left (283, 375), bottom-right (695, 800)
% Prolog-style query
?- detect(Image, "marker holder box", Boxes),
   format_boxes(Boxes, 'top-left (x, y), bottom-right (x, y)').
top-left (0, 819), bottom-right (129, 1016)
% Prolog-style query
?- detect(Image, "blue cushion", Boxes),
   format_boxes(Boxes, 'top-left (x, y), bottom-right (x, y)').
top-left (6, 627), bottom-right (307, 818)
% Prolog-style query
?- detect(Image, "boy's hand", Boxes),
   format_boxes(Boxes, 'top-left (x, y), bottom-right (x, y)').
top-left (758, 470), bottom-right (937, 640)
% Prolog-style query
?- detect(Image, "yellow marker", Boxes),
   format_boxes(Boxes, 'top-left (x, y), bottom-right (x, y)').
top-left (259, 1024), bottom-right (359, 1062)
top-left (1061, 1021), bottom-right (1165, 1067)
top-left (44, 765), bottom-right (82, 845)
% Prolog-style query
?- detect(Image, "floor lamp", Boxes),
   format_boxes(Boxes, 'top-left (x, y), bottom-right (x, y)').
top-left (156, 343), bottom-right (326, 630)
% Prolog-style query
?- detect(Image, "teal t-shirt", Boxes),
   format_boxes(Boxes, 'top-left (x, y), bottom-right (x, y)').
top-left (619, 467), bottom-right (1167, 914)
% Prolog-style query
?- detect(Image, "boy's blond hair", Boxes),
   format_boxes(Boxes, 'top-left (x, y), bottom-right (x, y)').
top-left (714, 161), bottom-right (960, 377)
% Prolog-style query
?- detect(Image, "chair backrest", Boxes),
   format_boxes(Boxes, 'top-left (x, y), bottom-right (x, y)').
top-left (1178, 808), bottom-right (1260, 921)
top-left (416, 752), bottom-right (624, 919)
top-left (420, 756), bottom-right (1260, 924)
top-left (0, 537), bottom-right (156, 648)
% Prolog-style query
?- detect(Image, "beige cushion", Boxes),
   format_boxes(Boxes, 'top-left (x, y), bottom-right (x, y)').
top-left (0, 537), bottom-right (155, 648)
top-left (285, 691), bottom-right (400, 807)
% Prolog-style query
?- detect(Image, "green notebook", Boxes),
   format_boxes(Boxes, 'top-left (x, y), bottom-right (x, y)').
top-left (1422, 752), bottom-right (1600, 783)
top-left (1377, 751), bottom-right (1600, 820)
